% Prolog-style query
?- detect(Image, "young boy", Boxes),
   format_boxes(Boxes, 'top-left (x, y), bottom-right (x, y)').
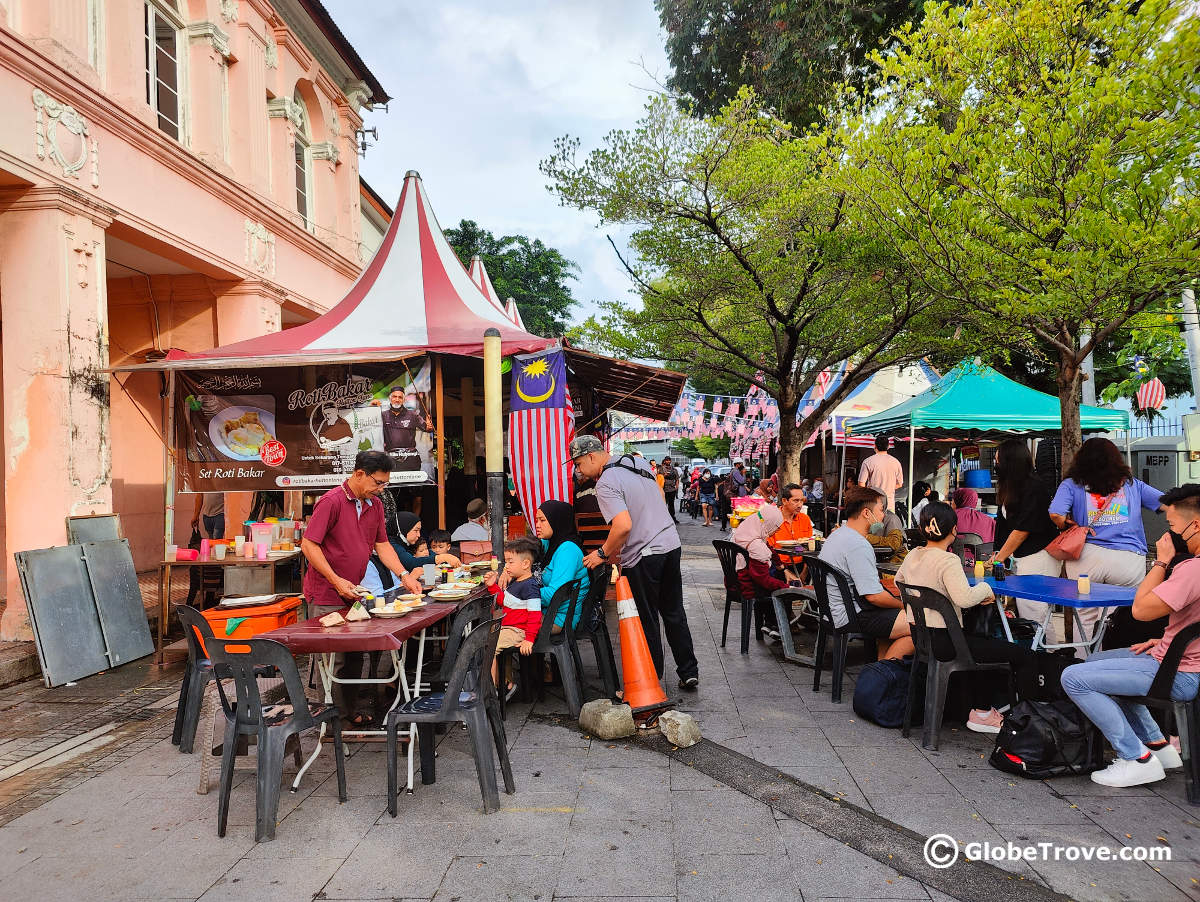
top-left (483, 537), bottom-right (542, 688)
top-left (428, 530), bottom-right (453, 557)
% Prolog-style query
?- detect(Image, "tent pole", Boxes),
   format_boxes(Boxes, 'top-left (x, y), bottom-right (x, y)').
top-left (907, 424), bottom-right (916, 524)
top-left (160, 368), bottom-right (176, 666)
top-left (483, 329), bottom-right (504, 557)
top-left (837, 440), bottom-right (847, 523)
top-left (435, 355), bottom-right (446, 530)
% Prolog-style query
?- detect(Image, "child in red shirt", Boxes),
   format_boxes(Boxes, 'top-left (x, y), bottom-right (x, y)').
top-left (483, 537), bottom-right (543, 688)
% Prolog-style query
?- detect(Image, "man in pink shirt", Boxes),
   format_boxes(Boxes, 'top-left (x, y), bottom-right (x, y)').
top-left (858, 436), bottom-right (905, 512)
top-left (1062, 483), bottom-right (1200, 787)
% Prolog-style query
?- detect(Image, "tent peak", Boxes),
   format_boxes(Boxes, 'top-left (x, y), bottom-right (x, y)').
top-left (405, 169), bottom-right (422, 179)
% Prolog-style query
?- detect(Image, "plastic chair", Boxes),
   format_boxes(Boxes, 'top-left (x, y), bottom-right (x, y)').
top-left (524, 579), bottom-right (586, 716)
top-left (713, 540), bottom-right (764, 654)
top-left (567, 565), bottom-right (619, 700)
top-left (386, 617), bottom-right (514, 815)
top-left (952, 532), bottom-right (993, 564)
top-left (805, 557), bottom-right (878, 703)
top-left (1114, 620), bottom-right (1200, 805)
top-left (205, 636), bottom-right (347, 842)
top-left (172, 605), bottom-right (275, 754)
top-left (431, 593), bottom-right (496, 687)
top-left (898, 583), bottom-right (1015, 750)
top-left (770, 586), bottom-right (821, 667)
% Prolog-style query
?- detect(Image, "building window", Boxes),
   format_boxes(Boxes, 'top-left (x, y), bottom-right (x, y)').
top-left (144, 2), bottom-right (181, 140)
top-left (293, 90), bottom-right (312, 229)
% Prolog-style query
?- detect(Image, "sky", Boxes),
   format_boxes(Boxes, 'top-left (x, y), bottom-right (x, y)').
top-left (321, 0), bottom-right (671, 326)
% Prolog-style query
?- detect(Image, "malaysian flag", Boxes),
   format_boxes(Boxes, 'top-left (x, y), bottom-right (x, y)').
top-left (508, 347), bottom-right (574, 525)
top-left (1136, 377), bottom-right (1166, 412)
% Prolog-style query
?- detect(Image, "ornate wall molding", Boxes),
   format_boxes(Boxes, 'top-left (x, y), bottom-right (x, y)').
top-left (187, 22), bottom-right (233, 62)
top-left (33, 89), bottom-right (99, 187)
top-left (244, 219), bottom-right (276, 276)
top-left (343, 79), bottom-right (371, 112)
top-left (264, 36), bottom-right (278, 68)
top-left (310, 141), bottom-right (339, 165)
top-left (267, 96), bottom-right (305, 130)
top-left (219, 0), bottom-right (239, 23)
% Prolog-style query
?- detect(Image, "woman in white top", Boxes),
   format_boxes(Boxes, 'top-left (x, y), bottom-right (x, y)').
top-left (896, 501), bottom-right (1036, 734)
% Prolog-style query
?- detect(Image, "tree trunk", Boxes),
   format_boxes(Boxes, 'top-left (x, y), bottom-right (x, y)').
top-left (1057, 352), bottom-right (1083, 472)
top-left (777, 400), bottom-right (803, 485)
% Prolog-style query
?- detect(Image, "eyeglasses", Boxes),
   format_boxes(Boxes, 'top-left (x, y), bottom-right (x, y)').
top-left (369, 476), bottom-right (389, 488)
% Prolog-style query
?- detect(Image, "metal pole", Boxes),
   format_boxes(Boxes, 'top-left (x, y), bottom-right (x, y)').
top-left (1080, 328), bottom-right (1097, 407)
top-left (1181, 286), bottom-right (1200, 408)
top-left (164, 369), bottom-right (176, 554)
top-left (837, 440), bottom-right (847, 518)
top-left (483, 328), bottom-right (505, 558)
top-left (907, 424), bottom-right (916, 523)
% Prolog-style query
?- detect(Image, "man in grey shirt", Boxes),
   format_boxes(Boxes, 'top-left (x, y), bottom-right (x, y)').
top-left (571, 436), bottom-right (699, 691)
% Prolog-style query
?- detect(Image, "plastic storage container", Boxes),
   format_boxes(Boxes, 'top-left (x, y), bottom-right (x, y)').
top-left (963, 469), bottom-right (993, 489)
top-left (200, 596), bottom-right (303, 653)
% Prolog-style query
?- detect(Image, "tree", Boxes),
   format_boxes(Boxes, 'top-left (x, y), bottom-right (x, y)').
top-left (542, 91), bottom-right (961, 483)
top-left (695, 437), bottom-right (732, 461)
top-left (840, 0), bottom-right (1200, 466)
top-left (671, 438), bottom-right (700, 459)
top-left (656, 0), bottom-right (928, 130)
top-left (445, 220), bottom-right (580, 337)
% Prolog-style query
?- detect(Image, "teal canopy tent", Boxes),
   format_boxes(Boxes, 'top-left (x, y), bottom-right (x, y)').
top-left (846, 361), bottom-right (1131, 516)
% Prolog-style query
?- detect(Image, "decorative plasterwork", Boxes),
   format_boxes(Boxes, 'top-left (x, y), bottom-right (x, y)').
top-left (32, 89), bottom-right (99, 187)
top-left (267, 96), bottom-right (305, 130)
top-left (244, 219), bottom-right (276, 276)
top-left (310, 141), bottom-right (339, 165)
top-left (326, 110), bottom-right (341, 138)
top-left (187, 22), bottom-right (233, 62)
top-left (264, 36), bottom-right (278, 69)
top-left (343, 80), bottom-right (371, 112)
top-left (219, 0), bottom-right (239, 23)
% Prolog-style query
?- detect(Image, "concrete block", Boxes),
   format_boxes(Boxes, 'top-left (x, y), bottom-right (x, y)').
top-left (579, 699), bottom-right (637, 739)
top-left (660, 710), bottom-right (702, 748)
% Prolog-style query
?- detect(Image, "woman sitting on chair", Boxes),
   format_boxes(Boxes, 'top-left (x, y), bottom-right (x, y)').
top-left (732, 504), bottom-right (796, 641)
top-left (896, 501), bottom-right (1035, 735)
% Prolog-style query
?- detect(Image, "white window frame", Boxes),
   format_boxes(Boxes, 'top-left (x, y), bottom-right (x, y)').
top-left (144, 0), bottom-right (186, 144)
top-left (87, 0), bottom-right (105, 77)
top-left (293, 92), bottom-right (314, 232)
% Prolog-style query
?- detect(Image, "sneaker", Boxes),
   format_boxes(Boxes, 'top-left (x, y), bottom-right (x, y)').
top-left (759, 626), bottom-right (780, 645)
top-left (1149, 743), bottom-right (1183, 770)
top-left (678, 676), bottom-right (699, 692)
top-left (966, 708), bottom-right (1004, 734)
top-left (1090, 754), bottom-right (1166, 787)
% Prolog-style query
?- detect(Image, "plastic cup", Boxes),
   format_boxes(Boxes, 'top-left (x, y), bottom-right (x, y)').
top-left (256, 542), bottom-right (268, 561)
top-left (213, 544), bottom-right (227, 560)
top-left (234, 535), bottom-right (245, 552)
top-left (166, 544), bottom-right (178, 561)
top-left (422, 563), bottom-right (437, 585)
top-left (243, 541), bottom-right (255, 559)
top-left (199, 539), bottom-right (210, 561)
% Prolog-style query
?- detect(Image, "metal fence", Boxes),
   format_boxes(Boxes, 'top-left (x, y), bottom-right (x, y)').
top-left (1111, 419), bottom-right (1182, 440)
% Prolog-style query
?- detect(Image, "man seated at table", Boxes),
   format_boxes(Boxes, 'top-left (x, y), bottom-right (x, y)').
top-left (768, 483), bottom-right (814, 580)
top-left (866, 508), bottom-right (909, 564)
top-left (818, 486), bottom-right (914, 660)
top-left (301, 451), bottom-right (424, 725)
top-left (1061, 483), bottom-right (1200, 788)
top-left (451, 499), bottom-right (490, 543)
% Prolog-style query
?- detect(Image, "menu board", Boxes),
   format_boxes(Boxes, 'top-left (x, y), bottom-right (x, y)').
top-left (175, 358), bottom-right (436, 491)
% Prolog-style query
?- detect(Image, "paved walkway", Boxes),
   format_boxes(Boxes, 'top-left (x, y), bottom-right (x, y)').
top-left (0, 519), bottom-right (1194, 901)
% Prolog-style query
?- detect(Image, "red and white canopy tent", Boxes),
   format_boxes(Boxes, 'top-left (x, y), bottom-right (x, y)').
top-left (468, 254), bottom-right (530, 333)
top-left (115, 170), bottom-right (685, 534)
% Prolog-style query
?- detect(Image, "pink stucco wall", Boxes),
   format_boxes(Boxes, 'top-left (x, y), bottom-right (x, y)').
top-left (0, 0), bottom-right (378, 639)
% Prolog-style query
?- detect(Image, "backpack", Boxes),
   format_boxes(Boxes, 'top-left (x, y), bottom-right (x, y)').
top-left (988, 699), bottom-right (1105, 779)
top-left (852, 657), bottom-right (925, 728)
top-left (1014, 649), bottom-right (1077, 703)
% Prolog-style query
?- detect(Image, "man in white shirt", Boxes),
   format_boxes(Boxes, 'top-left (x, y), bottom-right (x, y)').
top-left (859, 436), bottom-right (905, 512)
top-left (451, 498), bottom-right (490, 542)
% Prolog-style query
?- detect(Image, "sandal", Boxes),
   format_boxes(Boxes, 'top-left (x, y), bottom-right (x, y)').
top-left (346, 712), bottom-right (372, 728)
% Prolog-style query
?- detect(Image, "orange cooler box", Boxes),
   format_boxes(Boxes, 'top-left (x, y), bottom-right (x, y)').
top-left (201, 595), bottom-right (303, 644)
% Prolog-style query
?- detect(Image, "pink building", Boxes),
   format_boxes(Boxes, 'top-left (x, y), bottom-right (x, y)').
top-left (0, 0), bottom-right (387, 640)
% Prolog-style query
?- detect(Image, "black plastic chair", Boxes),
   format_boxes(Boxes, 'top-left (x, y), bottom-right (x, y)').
top-left (431, 593), bottom-right (496, 687)
top-left (1114, 620), bottom-right (1200, 805)
top-left (805, 557), bottom-right (877, 703)
top-left (567, 565), bottom-right (619, 701)
top-left (205, 636), bottom-right (347, 842)
top-left (714, 540), bottom-right (765, 654)
top-left (386, 616), bottom-right (514, 815)
top-left (904, 528), bottom-right (927, 550)
top-left (771, 586), bottom-right (821, 667)
top-left (502, 579), bottom-right (585, 717)
top-left (952, 532), bottom-right (993, 564)
top-left (172, 605), bottom-right (275, 754)
top-left (898, 583), bottom-right (1015, 750)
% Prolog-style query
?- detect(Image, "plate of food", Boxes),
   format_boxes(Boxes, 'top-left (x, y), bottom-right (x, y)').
top-left (445, 581), bottom-right (477, 591)
top-left (428, 588), bottom-right (470, 600)
top-left (775, 539), bottom-right (803, 547)
top-left (209, 406), bottom-right (277, 461)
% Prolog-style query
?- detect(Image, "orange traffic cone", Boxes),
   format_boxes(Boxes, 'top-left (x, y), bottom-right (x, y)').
top-left (615, 575), bottom-right (672, 721)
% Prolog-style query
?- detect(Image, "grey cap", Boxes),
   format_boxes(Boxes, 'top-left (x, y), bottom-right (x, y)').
top-left (566, 435), bottom-right (604, 459)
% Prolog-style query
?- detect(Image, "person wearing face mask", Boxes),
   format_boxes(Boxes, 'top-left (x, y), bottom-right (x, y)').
top-left (865, 507), bottom-right (908, 564)
top-left (818, 486), bottom-right (914, 659)
top-left (1061, 483), bottom-right (1200, 787)
top-left (381, 386), bottom-right (432, 472)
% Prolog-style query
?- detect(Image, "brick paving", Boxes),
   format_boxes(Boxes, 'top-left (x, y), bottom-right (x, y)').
top-left (0, 521), bottom-right (1194, 901)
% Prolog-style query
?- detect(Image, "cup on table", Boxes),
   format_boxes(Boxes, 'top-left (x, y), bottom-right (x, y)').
top-left (256, 542), bottom-right (268, 561)
top-left (422, 563), bottom-right (437, 586)
top-left (213, 543), bottom-right (227, 560)
top-left (234, 535), bottom-right (245, 554)
top-left (166, 544), bottom-right (178, 561)
top-left (243, 540), bottom-right (255, 559)
top-left (199, 538), bottom-right (210, 561)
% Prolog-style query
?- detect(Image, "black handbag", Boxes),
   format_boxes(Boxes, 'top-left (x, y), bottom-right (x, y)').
top-left (989, 698), bottom-right (1105, 779)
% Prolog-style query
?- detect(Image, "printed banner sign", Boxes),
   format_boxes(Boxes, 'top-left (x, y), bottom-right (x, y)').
top-left (175, 359), bottom-right (436, 492)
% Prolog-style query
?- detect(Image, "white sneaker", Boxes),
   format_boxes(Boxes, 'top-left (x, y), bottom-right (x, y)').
top-left (1090, 755), bottom-right (1166, 787)
top-left (1150, 743), bottom-right (1183, 770)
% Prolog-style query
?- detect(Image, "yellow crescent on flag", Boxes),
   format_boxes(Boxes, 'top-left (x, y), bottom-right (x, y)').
top-left (516, 373), bottom-right (555, 404)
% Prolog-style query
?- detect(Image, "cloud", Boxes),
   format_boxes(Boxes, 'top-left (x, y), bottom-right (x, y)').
top-left (320, 1), bottom-right (668, 323)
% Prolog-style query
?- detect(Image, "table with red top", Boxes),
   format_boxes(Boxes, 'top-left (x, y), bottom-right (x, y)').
top-left (262, 600), bottom-right (459, 793)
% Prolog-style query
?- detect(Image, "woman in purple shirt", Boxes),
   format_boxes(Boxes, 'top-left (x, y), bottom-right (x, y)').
top-left (1049, 438), bottom-right (1163, 644)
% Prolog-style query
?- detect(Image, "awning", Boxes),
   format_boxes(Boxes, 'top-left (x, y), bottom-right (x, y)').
top-left (564, 345), bottom-right (686, 422)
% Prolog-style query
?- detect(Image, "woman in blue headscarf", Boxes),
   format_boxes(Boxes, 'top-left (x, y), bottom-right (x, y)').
top-left (535, 500), bottom-right (591, 632)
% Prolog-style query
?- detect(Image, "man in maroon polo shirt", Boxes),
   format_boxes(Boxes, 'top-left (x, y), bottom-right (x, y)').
top-left (301, 450), bottom-right (423, 721)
